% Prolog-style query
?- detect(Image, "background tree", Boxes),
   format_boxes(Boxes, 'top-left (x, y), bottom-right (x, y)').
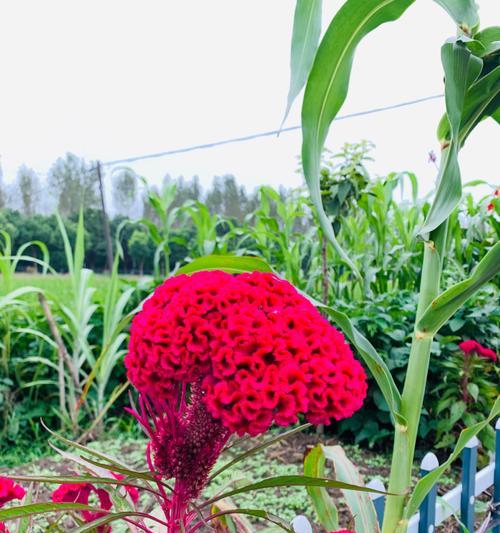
top-left (111, 167), bottom-right (138, 217)
top-left (16, 165), bottom-right (39, 216)
top-left (127, 229), bottom-right (153, 274)
top-left (47, 152), bottom-right (98, 216)
top-left (0, 157), bottom-right (5, 209)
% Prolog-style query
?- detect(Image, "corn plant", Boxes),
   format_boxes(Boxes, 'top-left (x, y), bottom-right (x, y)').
top-left (141, 179), bottom-right (179, 279)
top-left (283, 0), bottom-right (500, 531)
top-left (181, 199), bottom-right (234, 257)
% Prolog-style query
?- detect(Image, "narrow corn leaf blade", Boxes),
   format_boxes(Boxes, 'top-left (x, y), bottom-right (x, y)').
top-left (419, 40), bottom-right (483, 237)
top-left (303, 445), bottom-right (339, 531)
top-left (301, 0), bottom-right (414, 278)
top-left (282, 0), bottom-right (322, 127)
top-left (417, 241), bottom-right (500, 336)
top-left (322, 445), bottom-right (380, 533)
top-left (437, 66), bottom-right (500, 146)
top-left (312, 299), bottom-right (403, 425)
top-left (177, 255), bottom-right (273, 275)
top-left (405, 396), bottom-right (500, 518)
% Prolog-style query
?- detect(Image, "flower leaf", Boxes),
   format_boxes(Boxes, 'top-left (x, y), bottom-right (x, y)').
top-left (177, 255), bottom-right (273, 275)
top-left (205, 474), bottom-right (392, 508)
top-left (210, 423), bottom-right (311, 481)
top-left (322, 445), bottom-right (380, 533)
top-left (303, 445), bottom-right (340, 531)
top-left (0, 502), bottom-right (99, 521)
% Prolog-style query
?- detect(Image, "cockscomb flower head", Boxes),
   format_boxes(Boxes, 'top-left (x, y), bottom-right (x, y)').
top-left (459, 340), bottom-right (497, 362)
top-left (0, 477), bottom-right (25, 508)
top-left (52, 483), bottom-right (112, 531)
top-left (125, 270), bottom-right (367, 504)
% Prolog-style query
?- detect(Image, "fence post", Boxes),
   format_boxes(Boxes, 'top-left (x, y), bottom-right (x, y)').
top-left (367, 478), bottom-right (386, 527)
top-left (461, 436), bottom-right (479, 532)
top-left (419, 452), bottom-right (440, 533)
top-left (493, 419), bottom-right (500, 533)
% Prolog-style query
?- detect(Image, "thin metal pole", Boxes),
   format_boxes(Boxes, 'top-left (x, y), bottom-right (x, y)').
top-left (96, 161), bottom-right (114, 272)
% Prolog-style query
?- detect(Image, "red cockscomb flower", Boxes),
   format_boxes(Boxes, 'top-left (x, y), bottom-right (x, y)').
top-left (0, 523), bottom-right (8, 533)
top-left (0, 477), bottom-right (25, 507)
top-left (125, 271), bottom-right (367, 502)
top-left (459, 340), bottom-right (497, 362)
top-left (126, 270), bottom-right (367, 437)
top-left (487, 203), bottom-right (494, 211)
top-left (52, 483), bottom-right (112, 531)
top-left (459, 340), bottom-right (482, 355)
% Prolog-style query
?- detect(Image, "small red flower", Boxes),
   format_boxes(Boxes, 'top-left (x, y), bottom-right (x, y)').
top-left (52, 483), bottom-right (112, 531)
top-left (487, 203), bottom-right (494, 211)
top-left (112, 473), bottom-right (139, 504)
top-left (0, 477), bottom-right (25, 507)
top-left (459, 340), bottom-right (482, 355)
top-left (459, 340), bottom-right (497, 362)
top-left (478, 345), bottom-right (497, 363)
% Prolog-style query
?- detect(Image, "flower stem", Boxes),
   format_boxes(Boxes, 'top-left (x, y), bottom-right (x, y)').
top-left (382, 219), bottom-right (448, 533)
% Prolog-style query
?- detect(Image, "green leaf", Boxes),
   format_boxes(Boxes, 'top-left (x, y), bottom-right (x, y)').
top-left (301, 0), bottom-right (414, 279)
top-left (176, 255), bottom-right (273, 275)
top-left (437, 66), bottom-right (500, 146)
top-left (282, 0), bottom-right (322, 127)
top-left (0, 502), bottom-right (99, 521)
top-left (474, 26), bottom-right (500, 56)
top-left (467, 383), bottom-right (479, 402)
top-left (303, 446), bottom-right (339, 531)
top-left (404, 396), bottom-right (500, 518)
top-left (313, 300), bottom-right (404, 425)
top-left (433, 0), bottom-right (479, 33)
top-left (205, 474), bottom-right (391, 508)
top-left (416, 241), bottom-right (500, 336)
top-left (322, 445), bottom-right (380, 533)
top-left (419, 40), bottom-right (483, 237)
top-left (210, 423), bottom-right (310, 481)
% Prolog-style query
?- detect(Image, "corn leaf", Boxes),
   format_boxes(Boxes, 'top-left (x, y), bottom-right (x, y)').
top-left (301, 0), bottom-right (414, 278)
top-left (417, 241), bottom-right (500, 336)
top-left (433, 0), bottom-right (479, 33)
top-left (419, 39), bottom-right (482, 237)
top-left (313, 300), bottom-right (404, 425)
top-left (282, 0), bottom-right (322, 127)
top-left (405, 396), bottom-right (500, 518)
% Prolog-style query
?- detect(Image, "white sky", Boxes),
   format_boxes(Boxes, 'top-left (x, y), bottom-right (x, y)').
top-left (0, 1), bottom-right (498, 199)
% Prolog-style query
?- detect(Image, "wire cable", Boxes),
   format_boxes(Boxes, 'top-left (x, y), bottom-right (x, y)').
top-left (101, 93), bottom-right (444, 167)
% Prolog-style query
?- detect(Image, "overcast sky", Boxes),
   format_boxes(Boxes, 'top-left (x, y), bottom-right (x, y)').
top-left (0, 1), bottom-right (498, 199)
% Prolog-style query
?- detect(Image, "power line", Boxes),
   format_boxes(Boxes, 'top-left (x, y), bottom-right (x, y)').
top-left (101, 93), bottom-right (444, 167)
